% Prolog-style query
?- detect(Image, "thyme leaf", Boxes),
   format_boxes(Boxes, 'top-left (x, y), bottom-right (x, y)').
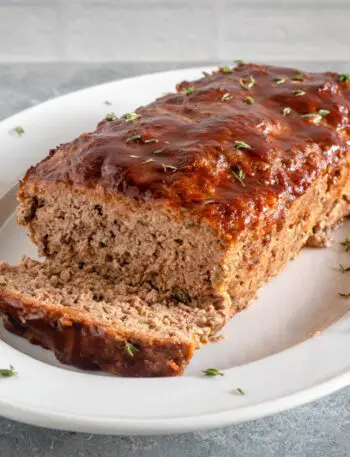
top-left (219, 66), bottom-right (233, 74)
top-left (10, 126), bottom-right (25, 136)
top-left (162, 164), bottom-right (177, 172)
top-left (318, 109), bottom-right (330, 117)
top-left (234, 140), bottom-right (252, 150)
top-left (221, 93), bottom-right (232, 102)
top-left (275, 77), bottom-right (286, 85)
top-left (234, 59), bottom-right (245, 67)
top-left (122, 112), bottom-right (141, 121)
top-left (202, 368), bottom-right (224, 377)
top-left (0, 365), bottom-right (16, 378)
top-left (125, 343), bottom-right (139, 357)
top-left (293, 72), bottom-right (304, 81)
top-left (240, 75), bottom-right (256, 90)
top-left (341, 238), bottom-right (350, 251)
top-left (233, 387), bottom-right (245, 396)
top-left (301, 109), bottom-right (330, 119)
top-left (183, 86), bottom-right (195, 95)
top-left (232, 166), bottom-right (246, 186)
top-left (105, 112), bottom-right (117, 121)
top-left (282, 107), bottom-right (292, 116)
top-left (339, 73), bottom-right (350, 82)
top-left (126, 134), bottom-right (142, 143)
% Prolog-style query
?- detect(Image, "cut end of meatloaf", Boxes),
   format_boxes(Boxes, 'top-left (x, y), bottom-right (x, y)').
top-left (17, 182), bottom-right (228, 299)
top-left (0, 258), bottom-right (228, 377)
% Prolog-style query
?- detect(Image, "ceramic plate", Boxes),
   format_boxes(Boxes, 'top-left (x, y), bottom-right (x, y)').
top-left (0, 67), bottom-right (350, 435)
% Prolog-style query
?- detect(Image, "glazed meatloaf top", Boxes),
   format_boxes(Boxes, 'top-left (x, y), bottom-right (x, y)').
top-left (21, 63), bottom-right (350, 240)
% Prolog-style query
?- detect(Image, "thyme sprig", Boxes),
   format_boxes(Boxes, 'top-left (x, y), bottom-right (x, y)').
top-left (232, 167), bottom-right (246, 187)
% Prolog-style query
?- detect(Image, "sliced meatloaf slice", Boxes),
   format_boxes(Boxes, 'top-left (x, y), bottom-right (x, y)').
top-left (0, 258), bottom-right (227, 377)
top-left (17, 63), bottom-right (350, 310)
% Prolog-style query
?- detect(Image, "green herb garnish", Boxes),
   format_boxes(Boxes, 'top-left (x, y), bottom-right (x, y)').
top-left (300, 113), bottom-right (319, 119)
top-left (339, 264), bottom-right (350, 273)
top-left (221, 93), bottom-right (232, 102)
top-left (341, 239), bottom-right (350, 252)
top-left (234, 59), bottom-right (245, 67)
top-left (0, 365), bottom-right (16, 378)
top-left (234, 140), bottom-right (252, 150)
top-left (126, 134), bottom-right (142, 143)
top-left (318, 109), bottom-right (330, 117)
top-left (203, 200), bottom-right (216, 205)
top-left (232, 167), bottom-right (246, 187)
top-left (300, 113), bottom-right (318, 119)
top-left (293, 72), bottom-right (304, 81)
top-left (282, 107), bottom-right (292, 116)
top-left (339, 73), bottom-right (350, 82)
top-left (338, 292), bottom-right (350, 299)
top-left (240, 75), bottom-right (256, 90)
top-left (122, 112), bottom-right (141, 121)
top-left (11, 126), bottom-right (25, 136)
top-left (202, 368), bottom-right (224, 377)
top-left (301, 109), bottom-right (330, 119)
top-left (275, 77), bottom-right (286, 85)
top-left (125, 342), bottom-right (139, 357)
top-left (183, 86), bottom-right (195, 95)
top-left (246, 96), bottom-right (254, 104)
top-left (294, 89), bottom-right (306, 96)
top-left (162, 164), bottom-right (177, 172)
top-left (219, 66), bottom-right (233, 74)
top-left (105, 112), bottom-right (117, 121)
top-left (233, 387), bottom-right (245, 396)
top-left (104, 100), bottom-right (112, 105)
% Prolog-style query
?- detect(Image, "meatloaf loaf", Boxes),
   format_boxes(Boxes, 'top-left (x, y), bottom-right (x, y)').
top-left (0, 62), bottom-right (349, 376)
top-left (1, 258), bottom-right (225, 376)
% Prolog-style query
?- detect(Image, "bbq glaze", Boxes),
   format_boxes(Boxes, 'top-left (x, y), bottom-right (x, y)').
top-left (0, 296), bottom-right (192, 377)
top-left (23, 63), bottom-right (350, 238)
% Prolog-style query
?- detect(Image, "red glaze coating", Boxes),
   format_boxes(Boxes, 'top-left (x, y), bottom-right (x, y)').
top-left (0, 295), bottom-right (193, 377)
top-left (23, 63), bottom-right (350, 239)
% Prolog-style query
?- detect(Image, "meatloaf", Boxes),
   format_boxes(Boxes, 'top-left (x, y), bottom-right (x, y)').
top-left (0, 62), bottom-right (349, 376)
top-left (0, 258), bottom-right (225, 376)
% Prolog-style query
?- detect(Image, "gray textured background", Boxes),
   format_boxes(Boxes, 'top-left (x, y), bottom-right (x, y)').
top-left (0, 61), bottom-right (350, 456)
top-left (0, 0), bottom-right (349, 63)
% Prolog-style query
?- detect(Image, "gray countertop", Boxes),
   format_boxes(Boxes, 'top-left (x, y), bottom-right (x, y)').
top-left (0, 61), bottom-right (350, 457)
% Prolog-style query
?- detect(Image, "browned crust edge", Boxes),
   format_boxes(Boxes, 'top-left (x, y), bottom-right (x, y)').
top-left (0, 292), bottom-right (194, 377)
